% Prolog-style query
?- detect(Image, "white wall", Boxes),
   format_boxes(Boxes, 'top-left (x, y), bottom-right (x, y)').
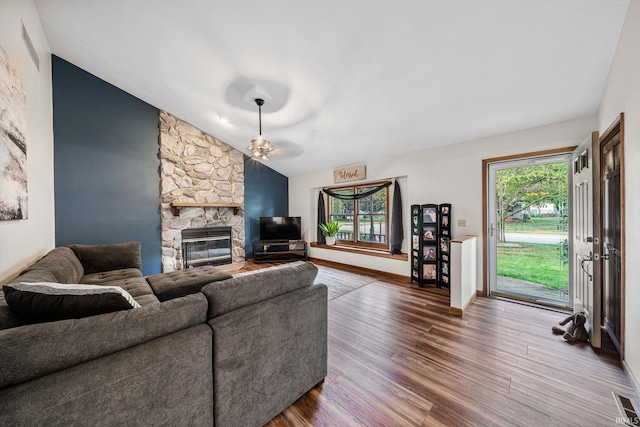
top-left (0, 0), bottom-right (54, 283)
top-left (289, 115), bottom-right (596, 286)
top-left (597, 0), bottom-right (640, 392)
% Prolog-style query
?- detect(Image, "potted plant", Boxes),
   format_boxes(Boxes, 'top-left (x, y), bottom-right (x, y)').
top-left (319, 221), bottom-right (341, 246)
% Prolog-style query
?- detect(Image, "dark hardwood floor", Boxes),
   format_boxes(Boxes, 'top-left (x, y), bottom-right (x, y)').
top-left (228, 260), bottom-right (637, 426)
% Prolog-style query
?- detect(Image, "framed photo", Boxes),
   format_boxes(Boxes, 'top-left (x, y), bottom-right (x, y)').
top-left (423, 264), bottom-right (437, 280)
top-left (441, 206), bottom-right (449, 215)
top-left (413, 258), bottom-right (418, 268)
top-left (442, 263), bottom-right (449, 275)
top-left (441, 215), bottom-right (449, 227)
top-left (440, 237), bottom-right (449, 253)
top-left (422, 225), bottom-right (436, 241)
top-left (412, 215), bottom-right (418, 226)
top-left (412, 235), bottom-right (419, 250)
top-left (412, 269), bottom-right (418, 278)
top-left (412, 206), bottom-right (419, 215)
top-left (442, 275), bottom-right (449, 284)
top-left (423, 246), bottom-right (437, 260)
top-left (442, 254), bottom-right (448, 262)
top-left (442, 229), bottom-right (449, 236)
top-left (423, 207), bottom-right (436, 223)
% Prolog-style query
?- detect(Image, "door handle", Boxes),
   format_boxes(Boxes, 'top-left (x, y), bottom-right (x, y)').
top-left (489, 223), bottom-right (496, 237)
top-left (580, 252), bottom-right (593, 281)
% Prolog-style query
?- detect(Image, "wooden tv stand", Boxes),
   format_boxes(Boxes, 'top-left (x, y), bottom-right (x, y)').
top-left (253, 240), bottom-right (308, 263)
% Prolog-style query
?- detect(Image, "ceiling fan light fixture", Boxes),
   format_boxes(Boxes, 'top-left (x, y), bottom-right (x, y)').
top-left (248, 98), bottom-right (274, 160)
top-left (251, 135), bottom-right (269, 147)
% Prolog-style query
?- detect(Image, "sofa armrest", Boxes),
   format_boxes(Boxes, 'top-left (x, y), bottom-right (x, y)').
top-left (0, 292), bottom-right (207, 389)
top-left (210, 283), bottom-right (328, 427)
top-left (201, 261), bottom-right (319, 318)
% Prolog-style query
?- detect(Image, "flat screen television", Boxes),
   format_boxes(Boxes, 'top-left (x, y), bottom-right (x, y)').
top-left (260, 216), bottom-right (302, 241)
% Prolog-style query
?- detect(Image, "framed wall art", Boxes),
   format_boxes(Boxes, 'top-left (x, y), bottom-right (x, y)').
top-left (0, 48), bottom-right (27, 220)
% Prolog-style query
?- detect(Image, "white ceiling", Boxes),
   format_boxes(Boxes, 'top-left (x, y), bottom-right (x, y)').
top-left (35, 0), bottom-right (629, 177)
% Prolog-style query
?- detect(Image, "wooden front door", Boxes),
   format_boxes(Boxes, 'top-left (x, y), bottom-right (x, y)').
top-left (601, 118), bottom-right (624, 355)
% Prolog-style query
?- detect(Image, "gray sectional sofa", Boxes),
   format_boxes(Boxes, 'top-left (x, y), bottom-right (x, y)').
top-left (0, 242), bottom-right (327, 427)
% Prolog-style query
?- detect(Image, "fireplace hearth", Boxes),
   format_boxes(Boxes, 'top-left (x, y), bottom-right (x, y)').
top-left (181, 227), bottom-right (232, 269)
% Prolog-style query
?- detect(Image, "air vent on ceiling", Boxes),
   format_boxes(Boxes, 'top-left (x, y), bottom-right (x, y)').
top-left (21, 20), bottom-right (39, 71)
top-left (613, 392), bottom-right (640, 426)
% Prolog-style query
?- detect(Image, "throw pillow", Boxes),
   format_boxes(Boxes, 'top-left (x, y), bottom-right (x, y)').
top-left (3, 282), bottom-right (140, 323)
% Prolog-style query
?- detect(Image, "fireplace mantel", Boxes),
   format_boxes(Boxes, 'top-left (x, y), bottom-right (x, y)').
top-left (170, 202), bottom-right (244, 216)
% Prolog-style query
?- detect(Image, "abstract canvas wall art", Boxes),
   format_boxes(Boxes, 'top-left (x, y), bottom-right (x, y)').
top-left (0, 47), bottom-right (27, 220)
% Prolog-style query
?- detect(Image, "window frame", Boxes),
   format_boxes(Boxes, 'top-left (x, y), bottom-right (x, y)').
top-left (326, 180), bottom-right (390, 250)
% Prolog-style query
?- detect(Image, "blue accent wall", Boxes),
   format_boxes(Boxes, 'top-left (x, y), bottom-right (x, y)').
top-left (244, 155), bottom-right (289, 258)
top-left (52, 56), bottom-right (162, 275)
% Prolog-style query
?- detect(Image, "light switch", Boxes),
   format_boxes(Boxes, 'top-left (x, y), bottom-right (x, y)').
top-left (458, 219), bottom-right (467, 227)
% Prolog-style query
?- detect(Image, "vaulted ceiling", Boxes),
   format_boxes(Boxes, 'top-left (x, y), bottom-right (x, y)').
top-left (35, 0), bottom-right (630, 177)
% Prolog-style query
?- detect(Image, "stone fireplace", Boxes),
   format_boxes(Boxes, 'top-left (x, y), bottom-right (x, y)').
top-left (159, 111), bottom-right (245, 272)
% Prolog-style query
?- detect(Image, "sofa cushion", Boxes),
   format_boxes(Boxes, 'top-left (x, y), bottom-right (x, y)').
top-left (68, 242), bottom-right (142, 274)
top-left (202, 261), bottom-right (319, 318)
top-left (80, 269), bottom-right (159, 306)
top-left (80, 268), bottom-right (143, 284)
top-left (89, 277), bottom-right (155, 304)
top-left (146, 266), bottom-right (233, 302)
top-left (21, 247), bottom-right (84, 284)
top-left (3, 282), bottom-right (140, 323)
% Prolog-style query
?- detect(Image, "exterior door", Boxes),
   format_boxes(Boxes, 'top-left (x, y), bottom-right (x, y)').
top-left (487, 153), bottom-right (572, 307)
top-left (601, 123), bottom-right (623, 354)
top-left (571, 132), bottom-right (601, 347)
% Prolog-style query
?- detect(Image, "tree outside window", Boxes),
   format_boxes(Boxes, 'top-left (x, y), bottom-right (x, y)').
top-left (495, 162), bottom-right (568, 242)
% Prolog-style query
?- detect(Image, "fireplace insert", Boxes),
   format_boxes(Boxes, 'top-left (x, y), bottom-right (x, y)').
top-left (181, 227), bottom-right (232, 269)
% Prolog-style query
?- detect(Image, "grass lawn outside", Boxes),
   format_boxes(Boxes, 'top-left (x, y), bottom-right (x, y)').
top-left (497, 242), bottom-right (568, 290)
top-left (504, 217), bottom-right (566, 234)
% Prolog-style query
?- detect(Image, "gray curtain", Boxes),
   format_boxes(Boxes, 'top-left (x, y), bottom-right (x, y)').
top-left (317, 191), bottom-right (326, 244)
top-left (389, 180), bottom-right (403, 254)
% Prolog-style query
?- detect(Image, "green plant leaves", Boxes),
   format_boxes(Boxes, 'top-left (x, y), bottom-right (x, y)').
top-left (319, 221), bottom-right (341, 236)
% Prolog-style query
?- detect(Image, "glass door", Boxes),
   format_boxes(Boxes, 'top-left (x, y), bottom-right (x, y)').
top-left (487, 153), bottom-right (572, 307)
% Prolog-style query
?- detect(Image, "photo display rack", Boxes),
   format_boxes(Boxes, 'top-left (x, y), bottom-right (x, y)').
top-left (411, 203), bottom-right (451, 289)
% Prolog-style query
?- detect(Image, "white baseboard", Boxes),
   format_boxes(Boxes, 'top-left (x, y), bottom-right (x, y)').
top-left (623, 360), bottom-right (640, 402)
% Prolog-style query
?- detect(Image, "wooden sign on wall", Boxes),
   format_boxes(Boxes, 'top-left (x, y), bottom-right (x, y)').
top-left (333, 165), bottom-right (366, 183)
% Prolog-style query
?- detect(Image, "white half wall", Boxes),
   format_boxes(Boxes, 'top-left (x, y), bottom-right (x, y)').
top-left (0, 0), bottom-right (54, 283)
top-left (289, 115), bottom-right (596, 286)
top-left (597, 0), bottom-right (640, 394)
top-left (450, 235), bottom-right (478, 313)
